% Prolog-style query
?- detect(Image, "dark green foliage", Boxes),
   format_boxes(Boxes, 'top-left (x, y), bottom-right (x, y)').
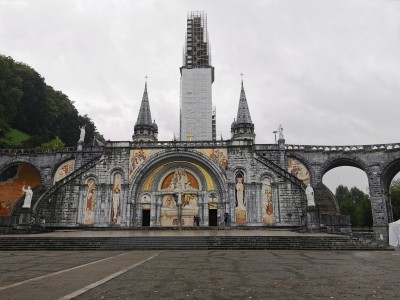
top-left (335, 185), bottom-right (350, 204)
top-left (40, 136), bottom-right (65, 149)
top-left (0, 55), bottom-right (102, 148)
top-left (389, 178), bottom-right (400, 221)
top-left (336, 185), bottom-right (372, 227)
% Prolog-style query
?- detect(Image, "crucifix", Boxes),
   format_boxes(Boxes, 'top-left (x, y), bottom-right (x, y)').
top-left (187, 132), bottom-right (194, 141)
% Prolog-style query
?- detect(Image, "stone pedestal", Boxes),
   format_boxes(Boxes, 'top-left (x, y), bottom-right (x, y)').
top-left (17, 209), bottom-right (32, 230)
top-left (307, 206), bottom-right (320, 232)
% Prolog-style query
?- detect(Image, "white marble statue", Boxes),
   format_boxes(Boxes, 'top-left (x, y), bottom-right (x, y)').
top-left (112, 187), bottom-right (120, 223)
top-left (22, 185), bottom-right (33, 208)
top-left (236, 177), bottom-right (245, 209)
top-left (78, 125), bottom-right (86, 144)
top-left (305, 184), bottom-right (316, 206)
top-left (278, 124), bottom-right (284, 140)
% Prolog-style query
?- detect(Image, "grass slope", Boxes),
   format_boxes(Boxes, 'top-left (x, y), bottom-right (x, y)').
top-left (0, 128), bottom-right (30, 146)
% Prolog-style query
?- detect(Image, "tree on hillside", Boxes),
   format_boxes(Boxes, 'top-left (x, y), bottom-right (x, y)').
top-left (0, 55), bottom-right (103, 148)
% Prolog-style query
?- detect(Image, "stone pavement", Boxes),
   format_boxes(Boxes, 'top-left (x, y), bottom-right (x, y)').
top-left (0, 249), bottom-right (399, 299)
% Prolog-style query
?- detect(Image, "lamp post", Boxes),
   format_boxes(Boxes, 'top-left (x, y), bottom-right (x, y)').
top-left (273, 131), bottom-right (277, 144)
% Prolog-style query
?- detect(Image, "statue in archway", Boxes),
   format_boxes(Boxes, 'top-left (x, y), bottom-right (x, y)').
top-left (305, 184), bottom-right (316, 206)
top-left (22, 186), bottom-right (33, 209)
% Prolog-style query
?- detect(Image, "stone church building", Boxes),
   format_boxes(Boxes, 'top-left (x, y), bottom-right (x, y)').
top-left (31, 12), bottom-right (318, 230)
top-left (7, 12), bottom-right (399, 242)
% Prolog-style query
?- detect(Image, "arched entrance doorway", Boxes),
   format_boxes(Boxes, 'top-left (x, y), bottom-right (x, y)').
top-left (129, 149), bottom-right (228, 227)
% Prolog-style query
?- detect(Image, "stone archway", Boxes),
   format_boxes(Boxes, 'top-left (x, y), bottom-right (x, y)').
top-left (128, 149), bottom-right (228, 227)
top-left (317, 154), bottom-right (370, 185)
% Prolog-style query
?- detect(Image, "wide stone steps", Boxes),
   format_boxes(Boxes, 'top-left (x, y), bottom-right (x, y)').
top-left (0, 236), bottom-right (390, 251)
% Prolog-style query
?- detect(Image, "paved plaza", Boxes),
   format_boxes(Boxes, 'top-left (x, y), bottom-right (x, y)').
top-left (0, 247), bottom-right (399, 299)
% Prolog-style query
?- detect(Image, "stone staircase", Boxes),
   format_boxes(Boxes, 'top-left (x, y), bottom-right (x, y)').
top-left (255, 154), bottom-right (306, 190)
top-left (0, 235), bottom-right (390, 251)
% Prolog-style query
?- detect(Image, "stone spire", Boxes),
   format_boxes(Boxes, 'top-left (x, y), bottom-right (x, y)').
top-left (132, 82), bottom-right (158, 142)
top-left (236, 80), bottom-right (252, 124)
top-left (231, 79), bottom-right (255, 142)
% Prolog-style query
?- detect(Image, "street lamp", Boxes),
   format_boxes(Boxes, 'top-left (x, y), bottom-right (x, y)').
top-left (273, 131), bottom-right (278, 144)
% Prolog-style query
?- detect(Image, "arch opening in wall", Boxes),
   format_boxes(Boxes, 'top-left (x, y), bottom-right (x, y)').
top-left (0, 163), bottom-right (41, 216)
top-left (382, 159), bottom-right (400, 223)
top-left (323, 165), bottom-right (371, 228)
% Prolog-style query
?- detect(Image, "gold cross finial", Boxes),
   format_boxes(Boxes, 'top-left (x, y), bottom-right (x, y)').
top-left (187, 132), bottom-right (194, 141)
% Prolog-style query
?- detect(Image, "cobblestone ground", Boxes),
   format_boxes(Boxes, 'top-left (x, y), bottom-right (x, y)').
top-left (0, 250), bottom-right (399, 299)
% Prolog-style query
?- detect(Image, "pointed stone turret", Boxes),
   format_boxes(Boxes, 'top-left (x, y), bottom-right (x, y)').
top-left (132, 82), bottom-right (158, 142)
top-left (231, 80), bottom-right (255, 142)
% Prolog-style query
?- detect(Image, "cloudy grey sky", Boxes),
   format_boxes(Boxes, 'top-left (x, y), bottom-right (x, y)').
top-left (1, 0), bottom-right (399, 192)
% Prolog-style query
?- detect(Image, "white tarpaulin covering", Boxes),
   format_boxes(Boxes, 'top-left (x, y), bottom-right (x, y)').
top-left (389, 219), bottom-right (400, 247)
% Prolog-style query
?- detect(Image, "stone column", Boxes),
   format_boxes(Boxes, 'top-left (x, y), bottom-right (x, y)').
top-left (126, 202), bottom-right (131, 227)
top-left (228, 182), bottom-right (236, 224)
top-left (150, 198), bottom-right (156, 227)
top-left (272, 182), bottom-right (281, 223)
top-left (368, 167), bottom-right (389, 243)
top-left (155, 193), bottom-right (162, 226)
top-left (136, 202), bottom-right (142, 227)
top-left (384, 192), bottom-right (394, 223)
top-left (256, 182), bottom-right (262, 224)
top-left (199, 192), bottom-right (206, 226)
top-left (177, 192), bottom-right (183, 227)
top-left (278, 138), bottom-right (286, 168)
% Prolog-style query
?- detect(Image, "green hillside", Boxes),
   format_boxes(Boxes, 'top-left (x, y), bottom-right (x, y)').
top-left (0, 55), bottom-right (105, 148)
top-left (0, 128), bottom-right (30, 146)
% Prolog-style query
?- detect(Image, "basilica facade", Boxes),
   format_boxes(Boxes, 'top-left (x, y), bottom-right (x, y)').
top-left (33, 79), bottom-right (310, 229)
top-left (2, 12), bottom-right (340, 231)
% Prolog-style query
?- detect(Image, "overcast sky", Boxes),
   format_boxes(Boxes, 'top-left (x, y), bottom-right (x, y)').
top-left (1, 0), bottom-right (399, 192)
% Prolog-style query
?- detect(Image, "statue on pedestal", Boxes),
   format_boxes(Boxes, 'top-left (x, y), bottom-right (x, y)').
top-left (77, 125), bottom-right (86, 151)
top-left (278, 124), bottom-right (284, 140)
top-left (305, 184), bottom-right (316, 206)
top-left (22, 186), bottom-right (33, 209)
top-left (78, 125), bottom-right (86, 144)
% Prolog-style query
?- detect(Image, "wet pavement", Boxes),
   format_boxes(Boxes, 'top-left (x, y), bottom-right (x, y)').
top-left (0, 249), bottom-right (399, 299)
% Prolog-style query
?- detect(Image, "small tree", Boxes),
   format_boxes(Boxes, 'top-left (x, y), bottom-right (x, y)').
top-left (40, 136), bottom-right (65, 149)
